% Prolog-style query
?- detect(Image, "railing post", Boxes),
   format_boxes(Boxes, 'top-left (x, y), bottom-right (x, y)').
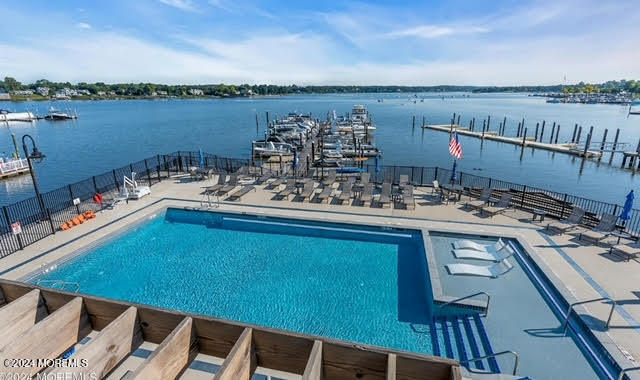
top-left (521, 185), bottom-right (527, 208)
top-left (488, 178), bottom-right (492, 189)
top-left (156, 155), bottom-right (162, 182)
top-left (92, 176), bottom-right (98, 193)
top-left (177, 152), bottom-right (183, 172)
top-left (560, 193), bottom-right (568, 218)
top-left (420, 167), bottom-right (424, 185)
top-left (144, 159), bottom-right (152, 186)
top-left (68, 185), bottom-right (80, 214)
top-left (46, 208), bottom-right (55, 234)
top-left (434, 167), bottom-right (438, 182)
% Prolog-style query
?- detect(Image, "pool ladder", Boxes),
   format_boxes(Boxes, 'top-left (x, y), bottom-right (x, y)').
top-left (201, 191), bottom-right (220, 209)
top-left (437, 291), bottom-right (491, 317)
top-left (461, 350), bottom-right (520, 376)
top-left (36, 280), bottom-right (80, 293)
top-left (562, 296), bottom-right (616, 333)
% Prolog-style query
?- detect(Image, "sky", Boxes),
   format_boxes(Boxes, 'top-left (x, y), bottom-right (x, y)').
top-left (0, 0), bottom-right (639, 86)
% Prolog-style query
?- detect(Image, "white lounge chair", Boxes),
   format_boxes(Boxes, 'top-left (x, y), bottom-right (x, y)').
top-left (453, 244), bottom-right (515, 262)
top-left (453, 238), bottom-right (507, 252)
top-left (445, 259), bottom-right (514, 278)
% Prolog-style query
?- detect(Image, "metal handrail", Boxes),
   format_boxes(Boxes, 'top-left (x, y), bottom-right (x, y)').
top-left (460, 350), bottom-right (519, 375)
top-left (619, 366), bottom-right (640, 380)
top-left (36, 280), bottom-right (80, 293)
top-left (562, 297), bottom-right (616, 333)
top-left (437, 292), bottom-right (491, 317)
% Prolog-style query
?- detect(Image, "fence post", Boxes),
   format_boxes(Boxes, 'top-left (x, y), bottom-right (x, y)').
top-left (521, 185), bottom-right (527, 208)
top-left (129, 164), bottom-right (134, 176)
top-left (156, 155), bottom-right (162, 182)
top-left (434, 167), bottom-right (438, 181)
top-left (46, 209), bottom-right (55, 234)
top-left (92, 176), bottom-right (98, 193)
top-left (3, 205), bottom-right (22, 250)
top-left (144, 159), bottom-right (152, 186)
top-left (68, 185), bottom-right (80, 214)
top-left (420, 167), bottom-right (424, 185)
top-left (177, 152), bottom-right (183, 172)
top-left (488, 178), bottom-right (492, 189)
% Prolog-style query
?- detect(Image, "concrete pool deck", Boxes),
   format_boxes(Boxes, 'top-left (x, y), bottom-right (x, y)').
top-left (1, 173), bottom-right (639, 377)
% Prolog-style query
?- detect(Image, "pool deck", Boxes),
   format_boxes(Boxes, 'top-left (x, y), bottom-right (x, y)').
top-left (1, 173), bottom-right (639, 377)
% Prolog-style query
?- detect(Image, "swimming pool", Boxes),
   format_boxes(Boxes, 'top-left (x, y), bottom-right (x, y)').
top-left (31, 208), bottom-right (435, 354)
top-left (29, 208), bottom-right (623, 378)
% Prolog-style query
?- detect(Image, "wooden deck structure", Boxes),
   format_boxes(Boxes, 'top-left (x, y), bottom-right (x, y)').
top-left (0, 279), bottom-right (461, 379)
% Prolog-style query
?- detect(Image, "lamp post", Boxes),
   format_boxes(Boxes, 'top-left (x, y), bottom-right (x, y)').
top-left (22, 134), bottom-right (46, 217)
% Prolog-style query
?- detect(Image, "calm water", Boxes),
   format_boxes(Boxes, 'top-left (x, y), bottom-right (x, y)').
top-left (32, 208), bottom-right (433, 353)
top-left (1, 93), bottom-right (638, 205)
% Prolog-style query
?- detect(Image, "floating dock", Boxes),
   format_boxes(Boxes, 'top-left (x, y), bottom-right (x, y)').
top-left (423, 124), bottom-right (603, 158)
top-left (0, 158), bottom-right (30, 179)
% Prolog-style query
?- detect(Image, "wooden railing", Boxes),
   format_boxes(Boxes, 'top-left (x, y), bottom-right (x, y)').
top-left (0, 279), bottom-right (461, 380)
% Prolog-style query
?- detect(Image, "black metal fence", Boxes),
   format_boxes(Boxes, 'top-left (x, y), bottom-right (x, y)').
top-left (0, 151), bottom-right (637, 259)
top-left (0, 151), bottom-right (250, 258)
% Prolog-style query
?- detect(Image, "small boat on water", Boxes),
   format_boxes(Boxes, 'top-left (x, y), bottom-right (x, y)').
top-left (0, 110), bottom-right (36, 122)
top-left (44, 107), bottom-right (77, 120)
top-left (252, 141), bottom-right (293, 157)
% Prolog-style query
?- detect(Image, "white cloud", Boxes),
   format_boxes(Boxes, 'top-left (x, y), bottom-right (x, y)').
top-left (386, 25), bottom-right (488, 39)
top-left (75, 22), bottom-right (91, 29)
top-left (158, 0), bottom-right (196, 12)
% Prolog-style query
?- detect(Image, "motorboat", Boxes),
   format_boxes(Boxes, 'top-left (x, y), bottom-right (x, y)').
top-left (253, 141), bottom-right (293, 157)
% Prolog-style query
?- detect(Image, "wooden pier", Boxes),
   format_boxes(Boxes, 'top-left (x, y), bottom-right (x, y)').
top-left (423, 124), bottom-right (604, 158)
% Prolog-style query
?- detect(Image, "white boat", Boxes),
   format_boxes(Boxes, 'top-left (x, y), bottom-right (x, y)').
top-left (322, 150), bottom-right (343, 159)
top-left (44, 107), bottom-right (77, 120)
top-left (253, 141), bottom-right (293, 157)
top-left (0, 110), bottom-right (36, 122)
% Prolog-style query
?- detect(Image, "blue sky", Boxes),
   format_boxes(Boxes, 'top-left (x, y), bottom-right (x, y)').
top-left (1, 0), bottom-right (638, 85)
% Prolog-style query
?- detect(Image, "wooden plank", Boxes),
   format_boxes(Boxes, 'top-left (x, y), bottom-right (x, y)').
top-left (302, 340), bottom-right (323, 380)
top-left (322, 342), bottom-right (388, 379)
top-left (214, 327), bottom-right (256, 380)
top-left (0, 289), bottom-right (43, 347)
top-left (251, 328), bottom-right (313, 374)
top-left (122, 317), bottom-right (196, 380)
top-left (449, 365), bottom-right (462, 380)
top-left (396, 355), bottom-right (454, 380)
top-left (0, 286), bottom-right (5, 306)
top-left (0, 297), bottom-right (91, 376)
top-left (46, 306), bottom-right (143, 379)
top-left (386, 353), bottom-right (396, 380)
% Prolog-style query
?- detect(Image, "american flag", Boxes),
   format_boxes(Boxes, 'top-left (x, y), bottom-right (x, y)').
top-left (449, 131), bottom-right (463, 159)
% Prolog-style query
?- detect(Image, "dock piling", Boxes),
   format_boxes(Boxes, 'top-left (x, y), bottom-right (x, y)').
top-left (517, 122), bottom-right (521, 137)
top-left (255, 113), bottom-right (259, 134)
top-left (600, 129), bottom-right (608, 153)
top-left (266, 111), bottom-right (269, 125)
top-left (522, 128), bottom-right (528, 146)
top-left (611, 129), bottom-right (620, 161)
top-left (540, 123), bottom-right (545, 142)
top-left (487, 115), bottom-right (491, 131)
top-left (577, 126), bottom-right (582, 144)
top-left (422, 116), bottom-right (426, 128)
top-left (555, 125), bottom-right (560, 144)
top-left (571, 124), bottom-right (578, 143)
top-left (534, 123), bottom-right (539, 141)
top-left (583, 133), bottom-right (592, 157)
top-left (503, 116), bottom-right (507, 134)
top-left (412, 115), bottom-right (416, 129)
top-left (457, 115), bottom-right (461, 126)
top-left (472, 117), bottom-right (476, 132)
top-left (550, 122), bottom-right (556, 144)
top-left (482, 120), bottom-right (486, 138)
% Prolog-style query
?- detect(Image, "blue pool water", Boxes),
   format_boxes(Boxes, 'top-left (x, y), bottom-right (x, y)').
top-left (32, 208), bottom-right (434, 353)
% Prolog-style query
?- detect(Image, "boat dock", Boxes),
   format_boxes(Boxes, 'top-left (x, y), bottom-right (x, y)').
top-left (423, 124), bottom-right (605, 158)
top-left (0, 158), bottom-right (30, 179)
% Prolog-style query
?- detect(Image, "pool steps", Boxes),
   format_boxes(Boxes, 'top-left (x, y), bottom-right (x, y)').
top-left (432, 314), bottom-right (501, 373)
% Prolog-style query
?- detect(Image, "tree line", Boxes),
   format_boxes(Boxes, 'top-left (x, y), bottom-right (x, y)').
top-left (1, 77), bottom-right (638, 97)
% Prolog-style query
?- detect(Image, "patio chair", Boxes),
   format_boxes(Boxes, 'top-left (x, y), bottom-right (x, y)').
top-left (431, 180), bottom-right (440, 195)
top-left (217, 174), bottom-right (238, 195)
top-left (399, 174), bottom-right (410, 188)
top-left (378, 183), bottom-right (392, 208)
top-left (609, 241), bottom-right (640, 261)
top-left (402, 185), bottom-right (415, 210)
top-left (225, 185), bottom-right (255, 201)
top-left (204, 174), bottom-right (226, 194)
top-left (338, 181), bottom-right (353, 204)
top-left (360, 183), bottom-right (373, 206)
top-left (299, 181), bottom-right (316, 202)
top-left (453, 238), bottom-right (508, 251)
top-left (546, 207), bottom-right (585, 233)
top-left (465, 188), bottom-right (493, 210)
top-left (453, 242), bottom-right (515, 262)
top-left (358, 172), bottom-right (371, 186)
top-left (317, 185), bottom-right (333, 204)
top-left (579, 214), bottom-right (618, 243)
top-left (480, 193), bottom-right (514, 217)
top-left (322, 172), bottom-right (337, 187)
top-left (445, 259), bottom-right (514, 278)
top-left (383, 171), bottom-right (394, 185)
top-left (277, 179), bottom-right (296, 200)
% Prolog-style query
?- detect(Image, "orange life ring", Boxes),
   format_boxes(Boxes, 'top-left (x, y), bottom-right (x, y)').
top-left (60, 223), bottom-right (70, 231)
top-left (72, 217), bottom-right (81, 226)
top-left (93, 193), bottom-right (103, 204)
top-left (78, 214), bottom-right (87, 223)
top-left (83, 210), bottom-right (96, 219)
